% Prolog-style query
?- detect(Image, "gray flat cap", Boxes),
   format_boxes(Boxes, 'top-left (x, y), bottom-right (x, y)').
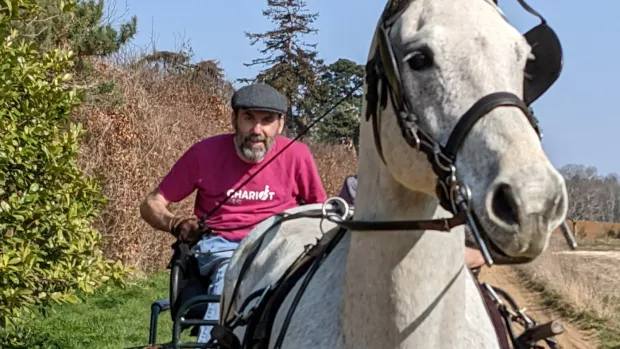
top-left (231, 83), bottom-right (288, 115)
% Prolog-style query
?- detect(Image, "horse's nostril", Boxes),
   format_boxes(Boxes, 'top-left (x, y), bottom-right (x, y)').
top-left (551, 192), bottom-right (567, 219)
top-left (491, 183), bottom-right (520, 226)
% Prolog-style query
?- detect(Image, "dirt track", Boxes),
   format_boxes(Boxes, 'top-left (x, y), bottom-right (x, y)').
top-left (478, 265), bottom-right (598, 349)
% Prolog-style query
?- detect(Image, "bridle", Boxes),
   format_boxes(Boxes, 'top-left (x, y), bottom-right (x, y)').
top-left (353, 0), bottom-right (575, 265)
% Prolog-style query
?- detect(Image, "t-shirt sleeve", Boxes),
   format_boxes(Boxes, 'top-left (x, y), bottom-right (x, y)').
top-left (157, 144), bottom-right (200, 202)
top-left (338, 175), bottom-right (357, 205)
top-left (295, 145), bottom-right (327, 204)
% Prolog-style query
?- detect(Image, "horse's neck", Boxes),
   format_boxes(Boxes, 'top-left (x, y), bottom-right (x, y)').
top-left (341, 169), bottom-right (473, 348)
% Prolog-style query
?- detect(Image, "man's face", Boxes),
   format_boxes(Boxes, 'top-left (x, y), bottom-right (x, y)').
top-left (232, 108), bottom-right (284, 163)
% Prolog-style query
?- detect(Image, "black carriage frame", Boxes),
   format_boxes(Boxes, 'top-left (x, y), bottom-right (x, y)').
top-left (144, 240), bottom-right (222, 349)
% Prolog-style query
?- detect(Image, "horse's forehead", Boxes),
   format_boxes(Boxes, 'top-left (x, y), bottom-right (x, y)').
top-left (384, 0), bottom-right (503, 21)
top-left (392, 0), bottom-right (523, 51)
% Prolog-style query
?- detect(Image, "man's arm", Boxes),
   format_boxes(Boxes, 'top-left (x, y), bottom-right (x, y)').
top-left (140, 143), bottom-right (200, 235)
top-left (140, 188), bottom-right (201, 241)
top-left (140, 188), bottom-right (176, 233)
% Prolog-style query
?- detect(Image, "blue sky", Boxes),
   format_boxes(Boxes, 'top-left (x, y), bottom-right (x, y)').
top-left (115, 0), bottom-right (618, 175)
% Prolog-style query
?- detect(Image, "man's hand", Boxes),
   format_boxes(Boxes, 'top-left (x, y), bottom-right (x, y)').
top-left (140, 189), bottom-right (204, 243)
top-left (465, 247), bottom-right (486, 269)
top-left (168, 215), bottom-right (202, 243)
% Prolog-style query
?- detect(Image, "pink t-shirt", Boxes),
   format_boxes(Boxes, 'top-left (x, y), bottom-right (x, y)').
top-left (158, 133), bottom-right (327, 241)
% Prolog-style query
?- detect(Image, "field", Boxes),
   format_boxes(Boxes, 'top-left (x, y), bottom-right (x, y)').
top-left (511, 233), bottom-right (620, 349)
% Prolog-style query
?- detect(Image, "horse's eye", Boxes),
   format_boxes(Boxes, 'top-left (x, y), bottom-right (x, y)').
top-left (407, 52), bottom-right (433, 70)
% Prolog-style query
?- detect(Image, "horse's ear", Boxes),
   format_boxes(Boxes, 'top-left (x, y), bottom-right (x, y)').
top-left (381, 0), bottom-right (412, 22)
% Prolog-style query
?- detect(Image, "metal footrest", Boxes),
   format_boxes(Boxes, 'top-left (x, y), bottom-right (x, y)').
top-left (136, 295), bottom-right (221, 349)
top-left (172, 294), bottom-right (221, 349)
top-left (148, 299), bottom-right (171, 345)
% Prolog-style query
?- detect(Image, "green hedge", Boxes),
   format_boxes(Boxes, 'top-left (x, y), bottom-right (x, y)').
top-left (0, 0), bottom-right (129, 343)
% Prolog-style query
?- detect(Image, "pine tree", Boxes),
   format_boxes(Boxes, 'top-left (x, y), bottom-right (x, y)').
top-left (239, 0), bottom-right (327, 137)
top-left (15, 0), bottom-right (137, 60)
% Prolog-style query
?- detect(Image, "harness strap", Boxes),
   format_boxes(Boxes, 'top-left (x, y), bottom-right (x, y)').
top-left (330, 211), bottom-right (466, 232)
top-left (210, 325), bottom-right (241, 349)
top-left (273, 227), bottom-right (348, 348)
top-left (213, 208), bottom-right (468, 349)
top-left (221, 208), bottom-right (335, 323)
top-left (475, 279), bottom-right (511, 349)
top-left (442, 92), bottom-right (535, 160)
top-left (245, 227), bottom-right (348, 349)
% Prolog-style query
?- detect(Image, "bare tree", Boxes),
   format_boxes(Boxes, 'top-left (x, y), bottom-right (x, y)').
top-left (559, 164), bottom-right (620, 222)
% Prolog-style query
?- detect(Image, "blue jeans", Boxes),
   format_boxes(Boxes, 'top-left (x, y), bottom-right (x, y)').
top-left (194, 235), bottom-right (239, 343)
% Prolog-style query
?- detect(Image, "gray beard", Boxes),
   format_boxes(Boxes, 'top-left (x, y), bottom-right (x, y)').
top-left (234, 135), bottom-right (274, 162)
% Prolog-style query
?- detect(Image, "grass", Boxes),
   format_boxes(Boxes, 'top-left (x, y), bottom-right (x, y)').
top-left (1, 271), bottom-right (192, 349)
top-left (513, 234), bottom-right (620, 349)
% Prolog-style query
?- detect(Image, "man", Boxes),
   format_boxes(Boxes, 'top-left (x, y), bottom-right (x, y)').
top-left (140, 83), bottom-right (327, 342)
top-left (337, 174), bottom-right (486, 269)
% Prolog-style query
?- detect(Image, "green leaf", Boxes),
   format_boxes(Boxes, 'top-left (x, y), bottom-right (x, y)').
top-left (3, 0), bottom-right (12, 17)
top-left (64, 294), bottom-right (78, 304)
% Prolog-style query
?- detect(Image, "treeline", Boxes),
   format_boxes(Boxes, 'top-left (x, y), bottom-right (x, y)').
top-left (560, 164), bottom-right (620, 223)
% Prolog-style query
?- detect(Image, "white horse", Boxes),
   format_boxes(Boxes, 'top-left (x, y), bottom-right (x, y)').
top-left (218, 0), bottom-right (569, 348)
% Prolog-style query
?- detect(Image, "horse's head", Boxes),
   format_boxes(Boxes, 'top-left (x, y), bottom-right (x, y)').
top-left (361, 0), bottom-right (568, 262)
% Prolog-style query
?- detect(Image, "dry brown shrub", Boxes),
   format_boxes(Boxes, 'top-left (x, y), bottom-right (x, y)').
top-left (72, 56), bottom-right (358, 271)
top-left (73, 58), bottom-right (233, 271)
top-left (307, 141), bottom-right (358, 197)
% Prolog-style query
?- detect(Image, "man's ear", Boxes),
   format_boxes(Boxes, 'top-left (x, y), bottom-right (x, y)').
top-left (277, 114), bottom-right (285, 134)
top-left (230, 110), bottom-right (237, 130)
